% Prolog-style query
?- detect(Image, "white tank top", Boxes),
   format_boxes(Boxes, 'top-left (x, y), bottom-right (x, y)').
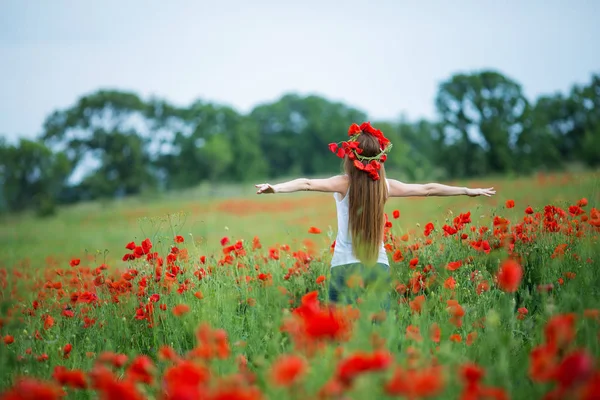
top-left (330, 179), bottom-right (390, 267)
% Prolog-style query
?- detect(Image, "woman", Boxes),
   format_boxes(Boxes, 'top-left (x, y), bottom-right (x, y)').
top-left (255, 122), bottom-right (496, 305)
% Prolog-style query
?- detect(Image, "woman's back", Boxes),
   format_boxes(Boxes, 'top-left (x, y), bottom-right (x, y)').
top-left (331, 178), bottom-right (390, 268)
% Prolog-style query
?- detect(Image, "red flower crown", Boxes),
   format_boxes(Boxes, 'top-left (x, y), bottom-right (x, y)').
top-left (328, 122), bottom-right (393, 181)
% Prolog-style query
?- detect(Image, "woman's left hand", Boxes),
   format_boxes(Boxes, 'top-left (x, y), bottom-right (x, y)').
top-left (255, 183), bottom-right (276, 194)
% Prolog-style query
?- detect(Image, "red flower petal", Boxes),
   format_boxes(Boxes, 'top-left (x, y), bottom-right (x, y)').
top-left (353, 160), bottom-right (365, 170)
top-left (348, 123), bottom-right (362, 136)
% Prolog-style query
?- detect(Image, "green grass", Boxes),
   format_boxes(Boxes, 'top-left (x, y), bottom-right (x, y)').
top-left (0, 171), bottom-right (599, 399)
top-left (1, 172), bottom-right (597, 267)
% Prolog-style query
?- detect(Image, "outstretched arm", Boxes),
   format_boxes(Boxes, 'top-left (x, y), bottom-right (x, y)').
top-left (388, 179), bottom-right (496, 198)
top-left (256, 175), bottom-right (348, 195)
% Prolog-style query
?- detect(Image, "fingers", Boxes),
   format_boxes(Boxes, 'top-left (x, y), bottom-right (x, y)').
top-left (255, 184), bottom-right (267, 194)
top-left (256, 183), bottom-right (272, 194)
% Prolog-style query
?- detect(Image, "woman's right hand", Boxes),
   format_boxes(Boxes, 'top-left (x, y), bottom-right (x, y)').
top-left (466, 187), bottom-right (496, 197)
top-left (255, 183), bottom-right (276, 194)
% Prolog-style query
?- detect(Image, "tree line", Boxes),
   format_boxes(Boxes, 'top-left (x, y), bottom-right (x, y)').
top-left (1, 70), bottom-right (599, 216)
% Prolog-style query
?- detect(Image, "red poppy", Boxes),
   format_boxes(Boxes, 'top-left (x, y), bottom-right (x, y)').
top-left (444, 277), bottom-right (456, 290)
top-left (544, 313), bottom-right (576, 350)
top-left (449, 334), bottom-right (462, 343)
top-left (270, 354), bottom-right (308, 387)
top-left (525, 206), bottom-right (534, 214)
top-left (348, 123), bottom-right (362, 135)
top-left (336, 350), bottom-right (392, 385)
top-left (470, 239), bottom-right (491, 254)
top-left (62, 343), bottom-right (72, 358)
top-left (162, 360), bottom-right (210, 398)
top-left (442, 225), bottom-right (458, 236)
top-left (430, 323), bottom-right (441, 343)
top-left (97, 351), bottom-right (129, 368)
top-left (133, 246), bottom-right (144, 258)
top-left (316, 275), bottom-right (326, 284)
top-left (446, 300), bottom-right (465, 327)
top-left (385, 364), bottom-right (445, 398)
top-left (406, 325), bottom-right (422, 342)
top-left (424, 222), bottom-right (434, 236)
top-left (529, 344), bottom-right (558, 382)
top-left (52, 366), bottom-right (87, 389)
top-left (505, 200), bottom-right (515, 208)
top-left (141, 238), bottom-right (152, 254)
top-left (496, 259), bottom-right (523, 292)
top-left (410, 295), bottom-right (425, 314)
top-left (308, 226), bottom-right (321, 234)
top-left (43, 315), bottom-right (55, 330)
top-left (555, 350), bottom-right (594, 388)
top-left (392, 249), bottom-right (403, 263)
top-left (172, 304), bottom-right (191, 317)
top-left (174, 235), bottom-right (184, 243)
top-left (467, 331), bottom-right (478, 346)
top-left (70, 258), bottom-right (80, 267)
top-left (149, 294), bottom-right (160, 303)
top-left (446, 260), bottom-right (463, 271)
top-left (90, 364), bottom-right (144, 400)
top-left (126, 355), bottom-right (155, 385)
top-left (1, 378), bottom-right (65, 399)
top-left (157, 345), bottom-right (180, 363)
top-left (352, 159), bottom-right (365, 171)
top-left (517, 307), bottom-right (528, 320)
top-left (3, 335), bottom-right (14, 345)
top-left (392, 210), bottom-right (400, 219)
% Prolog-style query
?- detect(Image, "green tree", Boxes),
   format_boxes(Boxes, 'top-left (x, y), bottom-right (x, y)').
top-left (150, 101), bottom-right (267, 189)
top-left (435, 71), bottom-right (529, 176)
top-left (518, 97), bottom-right (564, 172)
top-left (0, 138), bottom-right (71, 215)
top-left (250, 94), bottom-right (367, 177)
top-left (76, 130), bottom-right (154, 199)
top-left (528, 74), bottom-right (600, 168)
top-left (572, 74), bottom-right (600, 166)
top-left (41, 90), bottom-right (154, 199)
top-left (201, 133), bottom-right (234, 182)
top-left (394, 119), bottom-right (446, 181)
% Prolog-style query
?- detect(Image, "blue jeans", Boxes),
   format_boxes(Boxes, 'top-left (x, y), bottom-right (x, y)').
top-left (328, 262), bottom-right (391, 310)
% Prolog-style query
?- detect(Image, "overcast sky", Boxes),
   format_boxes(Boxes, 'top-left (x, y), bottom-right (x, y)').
top-left (1, 0), bottom-right (599, 142)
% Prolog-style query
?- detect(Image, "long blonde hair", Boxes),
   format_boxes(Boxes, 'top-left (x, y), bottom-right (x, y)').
top-left (343, 133), bottom-right (388, 266)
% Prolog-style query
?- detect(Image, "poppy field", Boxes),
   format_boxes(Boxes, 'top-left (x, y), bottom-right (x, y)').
top-left (0, 171), bottom-right (599, 400)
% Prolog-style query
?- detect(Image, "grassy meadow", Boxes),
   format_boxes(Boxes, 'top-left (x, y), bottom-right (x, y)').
top-left (1, 172), bottom-right (597, 267)
top-left (0, 171), bottom-right (599, 399)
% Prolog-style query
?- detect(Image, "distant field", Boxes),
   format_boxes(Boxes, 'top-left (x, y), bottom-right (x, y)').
top-left (1, 171), bottom-right (598, 269)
